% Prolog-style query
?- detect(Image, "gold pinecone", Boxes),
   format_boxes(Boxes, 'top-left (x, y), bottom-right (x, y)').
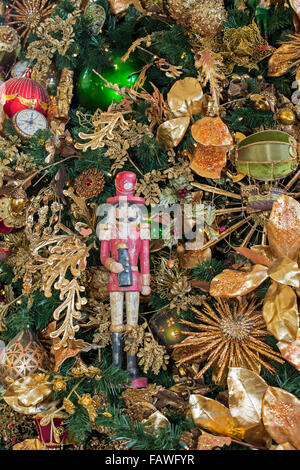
top-left (166, 0), bottom-right (227, 38)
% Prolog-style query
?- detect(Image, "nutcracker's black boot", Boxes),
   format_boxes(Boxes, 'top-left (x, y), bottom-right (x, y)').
top-left (112, 332), bottom-right (123, 369)
top-left (126, 334), bottom-right (138, 379)
top-left (127, 352), bottom-right (138, 379)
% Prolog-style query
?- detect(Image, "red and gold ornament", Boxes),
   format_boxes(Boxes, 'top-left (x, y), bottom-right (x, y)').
top-left (0, 77), bottom-right (49, 118)
top-left (0, 187), bottom-right (27, 234)
top-left (34, 414), bottom-right (69, 449)
top-left (0, 241), bottom-right (10, 260)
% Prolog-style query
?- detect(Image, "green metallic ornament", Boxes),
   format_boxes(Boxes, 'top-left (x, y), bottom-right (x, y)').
top-left (237, 130), bottom-right (298, 181)
top-left (150, 310), bottom-right (185, 346)
top-left (76, 53), bottom-right (144, 111)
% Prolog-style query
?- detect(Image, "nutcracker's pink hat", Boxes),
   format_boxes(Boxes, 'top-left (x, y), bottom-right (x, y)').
top-left (106, 171), bottom-right (145, 204)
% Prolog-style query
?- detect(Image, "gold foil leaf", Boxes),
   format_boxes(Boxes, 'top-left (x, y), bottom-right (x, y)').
top-left (231, 172), bottom-right (246, 182)
top-left (190, 144), bottom-right (227, 179)
top-left (268, 195), bottom-right (300, 261)
top-left (167, 77), bottom-right (203, 117)
top-left (191, 117), bottom-right (233, 147)
top-left (235, 132), bottom-right (246, 143)
top-left (142, 410), bottom-right (170, 432)
top-left (268, 257), bottom-right (300, 289)
top-left (262, 387), bottom-right (300, 449)
top-left (156, 116), bottom-right (190, 149)
top-left (243, 422), bottom-right (272, 449)
top-left (271, 442), bottom-right (297, 450)
top-left (13, 439), bottom-right (45, 450)
top-left (228, 367), bottom-right (267, 428)
top-left (277, 330), bottom-right (300, 370)
top-left (108, 0), bottom-right (145, 14)
top-left (289, 0), bottom-right (300, 32)
top-left (209, 265), bottom-right (269, 298)
top-left (263, 282), bottom-right (299, 342)
top-left (268, 44), bottom-right (294, 77)
top-left (4, 374), bottom-right (54, 415)
top-left (189, 394), bottom-right (243, 439)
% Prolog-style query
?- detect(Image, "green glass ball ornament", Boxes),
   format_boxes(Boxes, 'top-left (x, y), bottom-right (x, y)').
top-left (149, 310), bottom-right (185, 346)
top-left (76, 53), bottom-right (145, 111)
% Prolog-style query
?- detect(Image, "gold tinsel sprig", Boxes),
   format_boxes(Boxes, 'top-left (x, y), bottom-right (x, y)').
top-left (0, 402), bottom-right (36, 448)
top-left (26, 9), bottom-right (80, 82)
top-left (75, 110), bottom-right (152, 175)
top-left (124, 322), bottom-right (170, 375)
top-left (135, 170), bottom-right (167, 205)
top-left (23, 186), bottom-right (97, 349)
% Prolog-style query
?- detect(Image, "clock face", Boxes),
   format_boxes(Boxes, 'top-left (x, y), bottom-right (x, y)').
top-left (13, 109), bottom-right (47, 138)
top-left (12, 60), bottom-right (30, 78)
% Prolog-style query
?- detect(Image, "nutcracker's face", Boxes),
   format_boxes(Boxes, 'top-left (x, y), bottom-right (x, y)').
top-left (114, 202), bottom-right (141, 224)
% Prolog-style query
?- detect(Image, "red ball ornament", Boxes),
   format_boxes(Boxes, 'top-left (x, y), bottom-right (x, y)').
top-left (0, 77), bottom-right (49, 118)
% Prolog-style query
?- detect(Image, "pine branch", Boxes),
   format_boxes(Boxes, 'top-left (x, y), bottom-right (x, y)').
top-left (192, 259), bottom-right (225, 283)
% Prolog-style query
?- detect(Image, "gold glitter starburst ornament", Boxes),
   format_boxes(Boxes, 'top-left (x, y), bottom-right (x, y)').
top-left (8, 0), bottom-right (56, 44)
top-left (172, 298), bottom-right (283, 385)
top-left (166, 0), bottom-right (227, 38)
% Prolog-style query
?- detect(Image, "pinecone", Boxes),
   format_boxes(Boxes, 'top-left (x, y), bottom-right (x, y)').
top-left (166, 0), bottom-right (227, 38)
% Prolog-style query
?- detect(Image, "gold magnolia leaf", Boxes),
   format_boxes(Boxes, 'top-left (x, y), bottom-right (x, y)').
top-left (197, 431), bottom-right (231, 450)
top-left (189, 394), bottom-right (243, 440)
top-left (228, 367), bottom-right (268, 428)
top-left (263, 282), bottom-right (299, 342)
top-left (267, 195), bottom-right (300, 261)
top-left (268, 257), bottom-right (300, 289)
top-left (209, 265), bottom-right (269, 298)
top-left (243, 421), bottom-right (271, 449)
top-left (270, 442), bottom-right (297, 450)
top-left (277, 330), bottom-right (300, 370)
top-left (167, 77), bottom-right (203, 117)
top-left (262, 387), bottom-right (300, 449)
top-left (289, 0), bottom-right (300, 31)
top-left (235, 247), bottom-right (271, 267)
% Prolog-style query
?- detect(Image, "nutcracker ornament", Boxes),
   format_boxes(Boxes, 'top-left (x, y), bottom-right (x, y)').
top-left (97, 171), bottom-right (150, 388)
top-left (249, 0), bottom-right (272, 38)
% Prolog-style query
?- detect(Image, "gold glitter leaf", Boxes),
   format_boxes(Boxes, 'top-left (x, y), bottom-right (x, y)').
top-left (262, 387), bottom-right (300, 449)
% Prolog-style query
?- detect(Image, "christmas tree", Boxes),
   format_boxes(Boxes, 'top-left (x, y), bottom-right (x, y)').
top-left (0, 0), bottom-right (299, 451)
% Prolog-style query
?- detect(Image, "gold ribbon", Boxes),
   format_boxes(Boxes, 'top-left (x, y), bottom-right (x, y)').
top-left (1, 93), bottom-right (48, 111)
top-left (156, 77), bottom-right (203, 149)
top-left (4, 373), bottom-right (55, 415)
top-left (13, 439), bottom-right (45, 450)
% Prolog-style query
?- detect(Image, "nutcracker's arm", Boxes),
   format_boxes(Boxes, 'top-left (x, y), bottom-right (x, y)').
top-left (100, 239), bottom-right (111, 268)
top-left (140, 222), bottom-right (150, 293)
top-left (98, 223), bottom-right (122, 273)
